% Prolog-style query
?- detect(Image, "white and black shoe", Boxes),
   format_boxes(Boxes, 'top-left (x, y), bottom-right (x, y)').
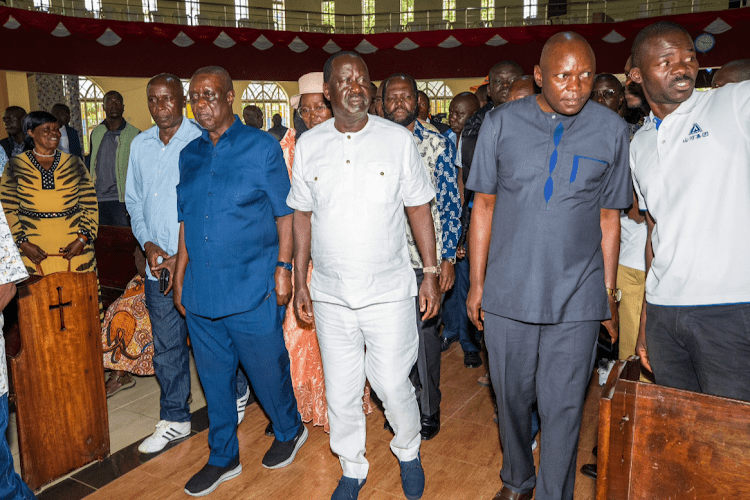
top-left (261, 423), bottom-right (308, 469)
top-left (237, 387), bottom-right (251, 425)
top-left (138, 420), bottom-right (191, 453)
top-left (184, 456), bottom-right (242, 497)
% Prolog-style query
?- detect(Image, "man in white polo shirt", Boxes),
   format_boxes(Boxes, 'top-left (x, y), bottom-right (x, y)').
top-left (287, 52), bottom-right (440, 500)
top-left (629, 21), bottom-right (750, 401)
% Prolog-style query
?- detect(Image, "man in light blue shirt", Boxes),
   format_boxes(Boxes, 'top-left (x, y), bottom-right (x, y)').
top-left (125, 74), bottom-right (250, 455)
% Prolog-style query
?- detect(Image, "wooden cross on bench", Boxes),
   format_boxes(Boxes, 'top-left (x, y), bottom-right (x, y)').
top-left (48, 286), bottom-right (72, 331)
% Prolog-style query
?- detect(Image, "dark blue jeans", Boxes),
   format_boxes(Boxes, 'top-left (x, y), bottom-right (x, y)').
top-left (441, 257), bottom-right (480, 353)
top-left (145, 279), bottom-right (249, 423)
top-left (0, 394), bottom-right (36, 499)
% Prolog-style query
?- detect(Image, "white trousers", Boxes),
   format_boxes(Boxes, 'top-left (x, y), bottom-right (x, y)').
top-left (314, 298), bottom-right (421, 479)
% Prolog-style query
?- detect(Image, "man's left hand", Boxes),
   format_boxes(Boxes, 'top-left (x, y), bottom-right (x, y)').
top-left (275, 267), bottom-right (292, 306)
top-left (152, 255), bottom-right (178, 295)
top-left (418, 273), bottom-right (440, 321)
top-left (62, 239), bottom-right (85, 260)
top-left (601, 295), bottom-right (619, 343)
top-left (438, 261), bottom-right (455, 294)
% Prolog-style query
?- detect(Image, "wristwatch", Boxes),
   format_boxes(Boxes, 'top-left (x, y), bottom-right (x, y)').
top-left (606, 288), bottom-right (622, 303)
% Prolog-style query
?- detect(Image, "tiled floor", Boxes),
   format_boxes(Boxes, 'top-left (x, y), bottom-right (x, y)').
top-left (8, 343), bottom-right (602, 500)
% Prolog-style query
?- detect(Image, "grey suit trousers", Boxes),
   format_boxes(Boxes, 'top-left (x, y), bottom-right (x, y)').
top-left (484, 312), bottom-right (599, 500)
top-left (409, 269), bottom-right (443, 417)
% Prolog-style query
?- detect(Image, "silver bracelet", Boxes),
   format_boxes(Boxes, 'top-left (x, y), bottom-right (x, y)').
top-left (77, 236), bottom-right (87, 245)
top-left (423, 266), bottom-right (441, 276)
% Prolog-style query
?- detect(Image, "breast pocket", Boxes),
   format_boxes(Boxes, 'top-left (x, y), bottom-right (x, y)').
top-left (304, 168), bottom-right (337, 208)
top-left (569, 155), bottom-right (609, 190)
top-left (363, 163), bottom-right (399, 205)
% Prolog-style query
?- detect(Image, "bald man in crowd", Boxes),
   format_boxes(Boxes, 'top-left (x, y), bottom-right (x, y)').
top-left (712, 58), bottom-right (750, 88)
top-left (242, 105), bottom-right (263, 129)
top-left (467, 33), bottom-right (631, 500)
top-left (506, 75), bottom-right (537, 102)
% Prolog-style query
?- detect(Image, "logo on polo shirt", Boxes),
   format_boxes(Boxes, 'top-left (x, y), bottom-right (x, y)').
top-left (683, 123), bottom-right (709, 143)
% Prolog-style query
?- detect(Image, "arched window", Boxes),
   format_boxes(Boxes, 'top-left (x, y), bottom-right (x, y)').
top-left (79, 77), bottom-right (105, 156)
top-left (241, 82), bottom-right (290, 130)
top-left (417, 80), bottom-right (454, 116)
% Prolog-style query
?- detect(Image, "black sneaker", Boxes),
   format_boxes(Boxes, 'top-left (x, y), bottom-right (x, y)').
top-left (262, 422), bottom-right (308, 469)
top-left (184, 456), bottom-right (242, 497)
top-left (464, 351), bottom-right (483, 368)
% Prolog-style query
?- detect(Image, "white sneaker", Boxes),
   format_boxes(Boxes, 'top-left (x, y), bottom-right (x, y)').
top-left (237, 387), bottom-right (251, 425)
top-left (138, 420), bottom-right (191, 453)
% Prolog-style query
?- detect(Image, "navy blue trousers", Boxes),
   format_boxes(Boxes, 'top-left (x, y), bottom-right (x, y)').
top-left (185, 292), bottom-right (300, 467)
top-left (441, 257), bottom-right (480, 353)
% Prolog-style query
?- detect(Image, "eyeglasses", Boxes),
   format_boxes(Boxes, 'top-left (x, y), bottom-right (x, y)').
top-left (299, 103), bottom-right (329, 117)
top-left (590, 89), bottom-right (618, 99)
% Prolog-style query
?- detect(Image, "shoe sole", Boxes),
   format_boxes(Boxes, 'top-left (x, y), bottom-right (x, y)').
top-left (262, 425), bottom-right (308, 469)
top-left (184, 464), bottom-right (242, 497)
top-left (138, 431), bottom-right (191, 454)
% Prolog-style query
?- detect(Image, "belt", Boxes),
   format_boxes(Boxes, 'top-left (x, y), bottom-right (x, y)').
top-left (18, 204), bottom-right (81, 219)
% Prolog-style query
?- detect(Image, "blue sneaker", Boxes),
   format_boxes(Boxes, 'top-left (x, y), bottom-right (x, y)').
top-left (399, 454), bottom-right (425, 500)
top-left (331, 476), bottom-right (366, 500)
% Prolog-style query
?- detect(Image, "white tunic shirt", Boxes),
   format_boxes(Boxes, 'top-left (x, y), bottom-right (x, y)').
top-left (287, 115), bottom-right (435, 309)
top-left (630, 81), bottom-right (750, 306)
top-left (0, 205), bottom-right (29, 397)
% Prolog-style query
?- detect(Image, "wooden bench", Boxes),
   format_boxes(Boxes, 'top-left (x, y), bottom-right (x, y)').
top-left (597, 357), bottom-right (750, 499)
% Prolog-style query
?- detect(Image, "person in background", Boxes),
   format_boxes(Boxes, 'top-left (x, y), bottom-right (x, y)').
top-left (417, 90), bottom-right (450, 134)
top-left (51, 103), bottom-right (83, 160)
top-left (712, 58), bottom-right (750, 88)
top-left (368, 82), bottom-right (379, 115)
top-left (0, 201), bottom-right (34, 500)
top-left (475, 83), bottom-right (490, 108)
top-left (243, 105), bottom-right (263, 129)
top-left (267, 113), bottom-right (288, 141)
top-left (89, 91), bottom-right (139, 227)
top-left (1, 107), bottom-right (31, 159)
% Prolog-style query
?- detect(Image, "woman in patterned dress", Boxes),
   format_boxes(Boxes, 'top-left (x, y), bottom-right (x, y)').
top-left (0, 111), bottom-right (100, 311)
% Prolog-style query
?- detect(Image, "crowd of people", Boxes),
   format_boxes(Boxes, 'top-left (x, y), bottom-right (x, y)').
top-left (0, 18), bottom-right (748, 500)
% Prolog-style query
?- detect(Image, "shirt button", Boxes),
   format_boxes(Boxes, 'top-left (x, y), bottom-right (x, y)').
top-left (208, 192), bottom-right (212, 196)
top-left (213, 153), bottom-right (217, 157)
top-left (211, 171), bottom-right (214, 175)
top-left (206, 262), bottom-right (210, 266)
top-left (346, 160), bottom-right (350, 164)
top-left (205, 215), bottom-right (209, 219)
top-left (205, 237), bottom-right (208, 241)
top-left (551, 114), bottom-right (556, 119)
top-left (347, 135), bottom-right (351, 139)
top-left (661, 140), bottom-right (665, 144)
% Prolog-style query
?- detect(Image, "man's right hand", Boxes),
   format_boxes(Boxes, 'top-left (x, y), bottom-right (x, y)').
top-left (144, 242), bottom-right (170, 279)
top-left (636, 324), bottom-right (652, 373)
top-left (20, 242), bottom-right (47, 265)
top-left (294, 284), bottom-right (315, 327)
top-left (467, 284), bottom-right (484, 331)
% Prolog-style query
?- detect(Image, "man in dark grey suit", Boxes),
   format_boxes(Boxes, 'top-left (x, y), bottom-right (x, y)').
top-left (466, 32), bottom-right (631, 500)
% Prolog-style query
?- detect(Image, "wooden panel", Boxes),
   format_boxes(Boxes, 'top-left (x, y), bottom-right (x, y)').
top-left (9, 272), bottom-right (109, 491)
top-left (630, 384), bottom-right (750, 500)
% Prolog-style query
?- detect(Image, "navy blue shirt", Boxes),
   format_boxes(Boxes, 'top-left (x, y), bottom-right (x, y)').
top-left (177, 116), bottom-right (292, 319)
top-left (466, 97), bottom-right (632, 324)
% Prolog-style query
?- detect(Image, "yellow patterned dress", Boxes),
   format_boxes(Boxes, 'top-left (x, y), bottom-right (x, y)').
top-left (0, 150), bottom-right (101, 314)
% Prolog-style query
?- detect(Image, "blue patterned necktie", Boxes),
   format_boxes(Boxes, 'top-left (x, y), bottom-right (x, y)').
top-left (544, 122), bottom-right (564, 205)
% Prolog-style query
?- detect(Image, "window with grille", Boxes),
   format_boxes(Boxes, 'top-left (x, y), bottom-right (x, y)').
top-left (417, 80), bottom-right (454, 117)
top-left (322, 0), bottom-right (335, 27)
top-left (241, 82), bottom-right (290, 131)
top-left (185, 0), bottom-right (200, 25)
top-left (362, 0), bottom-right (375, 33)
top-left (142, 0), bottom-right (157, 21)
top-left (84, 0), bottom-right (101, 17)
top-left (78, 77), bottom-right (105, 156)
top-left (272, 0), bottom-right (285, 30)
top-left (400, 0), bottom-right (414, 27)
top-left (443, 0), bottom-right (455, 23)
top-left (235, 0), bottom-right (248, 26)
top-left (481, 0), bottom-right (495, 21)
top-left (524, 0), bottom-right (538, 18)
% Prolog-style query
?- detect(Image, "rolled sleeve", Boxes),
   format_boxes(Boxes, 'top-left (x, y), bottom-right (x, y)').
top-left (465, 112), bottom-right (499, 195)
top-left (264, 142), bottom-right (293, 218)
top-left (286, 143), bottom-right (313, 212)
top-left (401, 138), bottom-right (435, 207)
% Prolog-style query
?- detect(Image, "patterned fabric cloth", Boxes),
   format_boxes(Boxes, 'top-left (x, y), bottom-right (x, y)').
top-left (0, 204), bottom-right (29, 398)
top-left (406, 121), bottom-right (461, 268)
top-left (280, 133), bottom-right (372, 432)
top-left (101, 275), bottom-right (155, 376)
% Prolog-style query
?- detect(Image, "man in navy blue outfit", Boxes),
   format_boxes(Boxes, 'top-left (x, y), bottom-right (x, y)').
top-left (173, 66), bottom-right (305, 497)
top-left (467, 33), bottom-right (631, 500)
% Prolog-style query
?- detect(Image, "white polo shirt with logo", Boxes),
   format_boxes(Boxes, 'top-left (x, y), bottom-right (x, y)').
top-left (630, 81), bottom-right (750, 306)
